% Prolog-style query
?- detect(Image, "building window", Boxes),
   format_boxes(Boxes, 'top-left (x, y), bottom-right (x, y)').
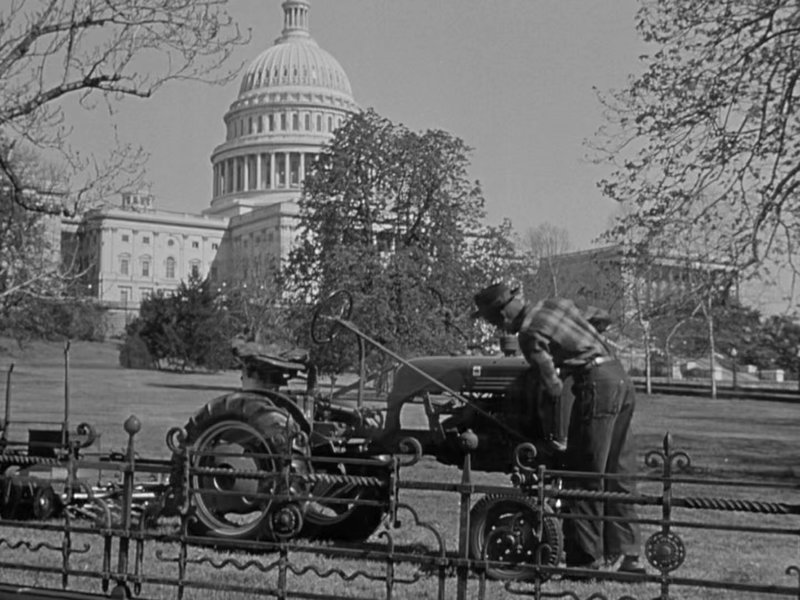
top-left (192, 241), bottom-right (199, 249)
top-left (141, 288), bottom-right (153, 301)
top-left (142, 259), bottom-right (150, 277)
top-left (327, 115), bottom-right (333, 131)
top-left (166, 257), bottom-right (176, 279)
top-left (142, 236), bottom-right (150, 244)
top-left (304, 113), bottom-right (311, 130)
top-left (235, 157), bottom-right (244, 191)
top-left (247, 155), bottom-right (257, 190)
top-left (212, 243), bottom-right (219, 250)
top-left (268, 114), bottom-right (274, 131)
top-left (316, 114), bottom-right (322, 131)
top-left (281, 113), bottom-right (287, 130)
top-left (121, 234), bottom-right (130, 242)
top-left (120, 258), bottom-right (129, 275)
top-left (120, 287), bottom-right (131, 305)
top-left (190, 261), bottom-right (200, 278)
top-left (277, 155), bottom-right (286, 186)
top-left (292, 113), bottom-right (299, 130)
top-left (290, 152), bottom-right (301, 186)
top-left (260, 153), bottom-right (271, 188)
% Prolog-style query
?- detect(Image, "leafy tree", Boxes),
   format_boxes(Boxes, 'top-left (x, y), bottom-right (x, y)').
top-left (285, 109), bottom-right (518, 376)
top-left (219, 254), bottom-right (295, 349)
top-left (753, 314), bottom-right (800, 376)
top-left (126, 275), bottom-right (238, 371)
top-left (594, 0), bottom-right (800, 292)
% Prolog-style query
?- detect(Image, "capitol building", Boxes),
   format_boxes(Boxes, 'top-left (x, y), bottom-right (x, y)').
top-left (71, 0), bottom-right (358, 318)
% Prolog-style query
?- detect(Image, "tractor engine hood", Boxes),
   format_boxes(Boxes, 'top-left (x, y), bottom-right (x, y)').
top-left (388, 355), bottom-right (530, 401)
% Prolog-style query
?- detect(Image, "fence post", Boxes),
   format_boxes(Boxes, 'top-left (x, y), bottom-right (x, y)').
top-left (112, 415), bottom-right (140, 599)
top-left (456, 433), bottom-right (477, 600)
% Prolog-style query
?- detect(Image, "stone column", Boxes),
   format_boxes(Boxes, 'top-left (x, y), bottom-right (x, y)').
top-left (270, 153), bottom-right (276, 189)
top-left (243, 155), bottom-right (250, 191)
top-left (255, 153), bottom-right (262, 190)
top-left (284, 153), bottom-right (290, 188)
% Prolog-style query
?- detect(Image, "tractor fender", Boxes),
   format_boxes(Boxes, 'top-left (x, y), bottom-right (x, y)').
top-left (225, 389), bottom-right (312, 435)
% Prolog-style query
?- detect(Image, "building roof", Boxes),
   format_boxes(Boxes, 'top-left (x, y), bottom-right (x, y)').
top-left (238, 0), bottom-right (353, 100)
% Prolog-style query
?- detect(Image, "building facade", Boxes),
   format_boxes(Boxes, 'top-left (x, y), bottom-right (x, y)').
top-left (70, 0), bottom-right (358, 317)
top-left (529, 244), bottom-right (739, 328)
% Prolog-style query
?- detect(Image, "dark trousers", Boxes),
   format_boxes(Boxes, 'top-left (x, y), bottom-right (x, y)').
top-left (562, 359), bottom-right (641, 565)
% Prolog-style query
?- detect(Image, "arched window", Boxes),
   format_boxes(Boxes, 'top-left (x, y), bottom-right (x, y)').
top-left (166, 257), bottom-right (176, 279)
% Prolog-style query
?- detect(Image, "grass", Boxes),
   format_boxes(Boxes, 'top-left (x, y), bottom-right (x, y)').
top-left (0, 338), bottom-right (799, 599)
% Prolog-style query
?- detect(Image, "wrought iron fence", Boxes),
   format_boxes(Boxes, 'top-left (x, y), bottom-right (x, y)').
top-left (0, 419), bottom-right (798, 600)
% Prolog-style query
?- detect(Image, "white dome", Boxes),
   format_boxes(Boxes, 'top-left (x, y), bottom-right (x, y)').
top-left (238, 0), bottom-right (353, 99)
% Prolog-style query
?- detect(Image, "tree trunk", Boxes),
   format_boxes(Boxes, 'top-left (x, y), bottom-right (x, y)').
top-left (704, 297), bottom-right (717, 400)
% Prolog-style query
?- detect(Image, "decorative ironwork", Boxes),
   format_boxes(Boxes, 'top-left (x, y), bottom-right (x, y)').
top-left (644, 531), bottom-right (685, 572)
top-left (0, 421), bottom-right (798, 600)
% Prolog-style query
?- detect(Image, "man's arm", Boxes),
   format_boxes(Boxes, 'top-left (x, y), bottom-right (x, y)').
top-left (523, 332), bottom-right (563, 398)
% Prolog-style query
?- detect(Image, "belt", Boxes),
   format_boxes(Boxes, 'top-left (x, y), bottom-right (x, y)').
top-left (586, 355), bottom-right (615, 369)
top-left (565, 355), bottom-right (615, 374)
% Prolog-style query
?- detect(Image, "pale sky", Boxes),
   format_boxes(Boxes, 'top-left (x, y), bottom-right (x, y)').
top-left (69, 0), bottom-right (646, 251)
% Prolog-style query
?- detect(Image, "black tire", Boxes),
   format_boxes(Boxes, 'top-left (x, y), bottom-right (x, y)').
top-left (301, 461), bottom-right (387, 542)
top-left (32, 484), bottom-right (59, 520)
top-left (469, 494), bottom-right (562, 581)
top-left (176, 392), bottom-right (309, 542)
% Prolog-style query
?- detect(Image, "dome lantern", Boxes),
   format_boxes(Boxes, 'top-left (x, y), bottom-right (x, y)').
top-left (277, 0), bottom-right (311, 43)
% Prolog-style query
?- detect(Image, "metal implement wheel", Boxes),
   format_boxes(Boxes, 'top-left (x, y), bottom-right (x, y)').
top-left (177, 393), bottom-right (309, 541)
top-left (311, 290), bottom-right (353, 344)
top-left (469, 494), bottom-right (562, 581)
top-left (301, 461), bottom-right (387, 542)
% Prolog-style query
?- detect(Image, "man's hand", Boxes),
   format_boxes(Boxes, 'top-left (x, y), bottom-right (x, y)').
top-left (545, 375), bottom-right (563, 399)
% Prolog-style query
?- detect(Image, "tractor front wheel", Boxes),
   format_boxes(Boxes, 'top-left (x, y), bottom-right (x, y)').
top-left (469, 494), bottom-right (562, 581)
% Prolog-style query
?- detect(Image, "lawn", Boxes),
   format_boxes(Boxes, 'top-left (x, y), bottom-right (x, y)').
top-left (0, 338), bottom-right (798, 600)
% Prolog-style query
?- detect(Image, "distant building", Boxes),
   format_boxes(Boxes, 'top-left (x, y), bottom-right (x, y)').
top-left (75, 192), bottom-right (228, 310)
top-left (64, 0), bottom-right (359, 321)
top-left (529, 244), bottom-right (739, 328)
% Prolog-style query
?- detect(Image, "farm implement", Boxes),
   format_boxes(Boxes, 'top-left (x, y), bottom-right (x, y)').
top-left (0, 291), bottom-right (564, 579)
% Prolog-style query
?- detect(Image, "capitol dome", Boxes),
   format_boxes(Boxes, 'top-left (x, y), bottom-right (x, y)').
top-left (207, 0), bottom-right (359, 217)
top-left (239, 27), bottom-right (353, 98)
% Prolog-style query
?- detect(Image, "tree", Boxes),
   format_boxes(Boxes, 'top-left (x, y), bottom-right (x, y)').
top-left (126, 274), bottom-right (238, 371)
top-left (0, 145), bottom-right (91, 337)
top-left (1, 0), bottom-right (246, 215)
top-left (519, 222), bottom-right (571, 298)
top-left (285, 109), bottom-right (518, 376)
top-left (594, 0), bottom-right (800, 294)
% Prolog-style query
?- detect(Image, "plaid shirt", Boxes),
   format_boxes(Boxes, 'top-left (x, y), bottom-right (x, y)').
top-left (512, 298), bottom-right (610, 395)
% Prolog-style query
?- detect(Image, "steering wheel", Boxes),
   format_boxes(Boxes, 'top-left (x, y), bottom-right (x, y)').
top-left (311, 290), bottom-right (353, 344)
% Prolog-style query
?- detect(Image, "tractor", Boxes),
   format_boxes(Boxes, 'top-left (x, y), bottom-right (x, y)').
top-left (168, 290), bottom-right (565, 578)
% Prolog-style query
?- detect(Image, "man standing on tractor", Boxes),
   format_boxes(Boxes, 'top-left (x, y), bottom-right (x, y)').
top-left (471, 282), bottom-right (645, 575)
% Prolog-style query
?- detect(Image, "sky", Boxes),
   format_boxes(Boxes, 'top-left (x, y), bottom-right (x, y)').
top-left (69, 0), bottom-right (646, 251)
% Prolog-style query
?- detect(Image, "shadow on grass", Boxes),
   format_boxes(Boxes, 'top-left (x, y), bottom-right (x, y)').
top-left (147, 382), bottom-right (238, 392)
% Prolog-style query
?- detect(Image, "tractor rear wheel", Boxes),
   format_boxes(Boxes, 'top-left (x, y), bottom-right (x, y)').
top-left (469, 494), bottom-right (562, 581)
top-left (176, 393), bottom-right (309, 542)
